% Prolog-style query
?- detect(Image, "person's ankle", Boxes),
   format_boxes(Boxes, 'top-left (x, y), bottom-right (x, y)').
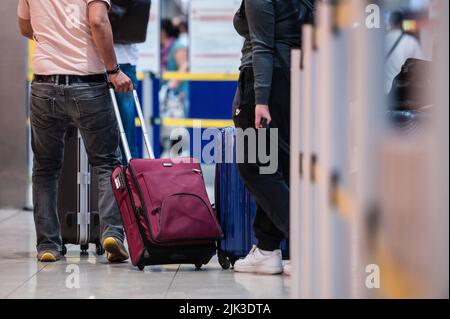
top-left (258, 248), bottom-right (277, 256)
top-left (257, 242), bottom-right (281, 255)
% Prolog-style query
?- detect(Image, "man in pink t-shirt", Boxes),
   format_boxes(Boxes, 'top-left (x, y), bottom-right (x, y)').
top-left (18, 0), bottom-right (131, 263)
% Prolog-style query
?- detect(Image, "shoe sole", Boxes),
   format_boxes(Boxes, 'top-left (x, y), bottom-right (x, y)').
top-left (39, 252), bottom-right (57, 262)
top-left (234, 264), bottom-right (283, 275)
top-left (103, 237), bottom-right (129, 263)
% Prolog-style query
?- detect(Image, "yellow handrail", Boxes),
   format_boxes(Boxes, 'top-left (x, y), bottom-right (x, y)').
top-left (162, 72), bottom-right (239, 82)
top-left (28, 41), bottom-right (35, 81)
top-left (136, 117), bottom-right (234, 129)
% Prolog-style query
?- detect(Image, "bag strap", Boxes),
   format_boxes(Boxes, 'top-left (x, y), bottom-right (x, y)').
top-left (385, 32), bottom-right (405, 61)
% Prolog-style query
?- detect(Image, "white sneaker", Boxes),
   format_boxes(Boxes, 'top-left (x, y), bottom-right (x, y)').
top-left (283, 261), bottom-right (292, 276)
top-left (234, 246), bottom-right (283, 275)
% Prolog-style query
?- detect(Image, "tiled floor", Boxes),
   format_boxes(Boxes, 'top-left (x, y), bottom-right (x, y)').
top-left (0, 209), bottom-right (291, 299)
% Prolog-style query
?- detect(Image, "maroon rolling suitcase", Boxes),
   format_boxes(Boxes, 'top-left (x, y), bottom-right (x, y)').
top-left (109, 86), bottom-right (223, 271)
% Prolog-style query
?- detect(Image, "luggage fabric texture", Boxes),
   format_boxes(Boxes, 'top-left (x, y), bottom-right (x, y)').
top-left (110, 88), bottom-right (223, 271)
top-left (57, 126), bottom-right (104, 256)
top-left (215, 127), bottom-right (289, 270)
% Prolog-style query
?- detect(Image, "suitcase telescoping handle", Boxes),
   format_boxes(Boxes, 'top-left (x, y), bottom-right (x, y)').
top-left (108, 82), bottom-right (155, 162)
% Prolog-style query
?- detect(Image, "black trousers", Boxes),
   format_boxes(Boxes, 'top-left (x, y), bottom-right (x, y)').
top-left (233, 67), bottom-right (290, 251)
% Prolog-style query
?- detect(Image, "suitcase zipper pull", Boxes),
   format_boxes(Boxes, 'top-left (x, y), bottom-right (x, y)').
top-left (192, 169), bottom-right (202, 175)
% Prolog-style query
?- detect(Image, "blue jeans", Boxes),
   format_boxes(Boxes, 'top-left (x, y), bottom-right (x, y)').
top-left (30, 81), bottom-right (124, 253)
top-left (116, 64), bottom-right (139, 163)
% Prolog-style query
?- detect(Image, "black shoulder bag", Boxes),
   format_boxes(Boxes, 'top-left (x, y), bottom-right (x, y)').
top-left (109, 0), bottom-right (152, 44)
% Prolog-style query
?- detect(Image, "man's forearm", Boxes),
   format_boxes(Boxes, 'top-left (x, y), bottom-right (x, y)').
top-left (18, 18), bottom-right (34, 40)
top-left (23, 32), bottom-right (34, 40)
top-left (89, 6), bottom-right (117, 71)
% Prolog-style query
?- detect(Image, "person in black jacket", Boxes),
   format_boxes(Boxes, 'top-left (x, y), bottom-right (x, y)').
top-left (233, 0), bottom-right (303, 276)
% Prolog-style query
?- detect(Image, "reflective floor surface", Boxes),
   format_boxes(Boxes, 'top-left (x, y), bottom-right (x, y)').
top-left (0, 209), bottom-right (291, 299)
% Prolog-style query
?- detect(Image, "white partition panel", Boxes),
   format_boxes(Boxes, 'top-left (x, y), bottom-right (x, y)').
top-left (299, 25), bottom-right (314, 299)
top-left (308, 29), bottom-right (320, 299)
top-left (290, 48), bottom-right (302, 299)
top-left (315, 2), bottom-right (333, 298)
top-left (289, 0), bottom-right (446, 299)
top-left (350, 0), bottom-right (385, 298)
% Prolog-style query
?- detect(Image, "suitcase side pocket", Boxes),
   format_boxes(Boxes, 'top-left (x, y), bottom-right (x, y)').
top-left (155, 193), bottom-right (223, 244)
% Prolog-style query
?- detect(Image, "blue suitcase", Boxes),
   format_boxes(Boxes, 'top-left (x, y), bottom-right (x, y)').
top-left (215, 127), bottom-right (289, 270)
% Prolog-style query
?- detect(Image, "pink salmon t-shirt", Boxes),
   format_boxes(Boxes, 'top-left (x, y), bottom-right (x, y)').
top-left (18, 0), bottom-right (110, 75)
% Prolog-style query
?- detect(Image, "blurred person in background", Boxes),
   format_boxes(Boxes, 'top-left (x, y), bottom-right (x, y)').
top-left (385, 11), bottom-right (424, 94)
top-left (172, 16), bottom-right (189, 47)
top-left (163, 18), bottom-right (189, 103)
top-left (109, 0), bottom-right (152, 162)
top-left (18, 0), bottom-right (132, 263)
top-left (159, 18), bottom-right (190, 157)
top-left (161, 19), bottom-right (178, 73)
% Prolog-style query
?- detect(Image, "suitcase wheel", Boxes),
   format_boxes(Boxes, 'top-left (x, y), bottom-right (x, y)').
top-left (61, 245), bottom-right (67, 257)
top-left (218, 254), bottom-right (231, 270)
top-left (195, 263), bottom-right (203, 270)
top-left (96, 244), bottom-right (105, 256)
top-left (80, 244), bottom-right (89, 253)
top-left (230, 257), bottom-right (238, 268)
